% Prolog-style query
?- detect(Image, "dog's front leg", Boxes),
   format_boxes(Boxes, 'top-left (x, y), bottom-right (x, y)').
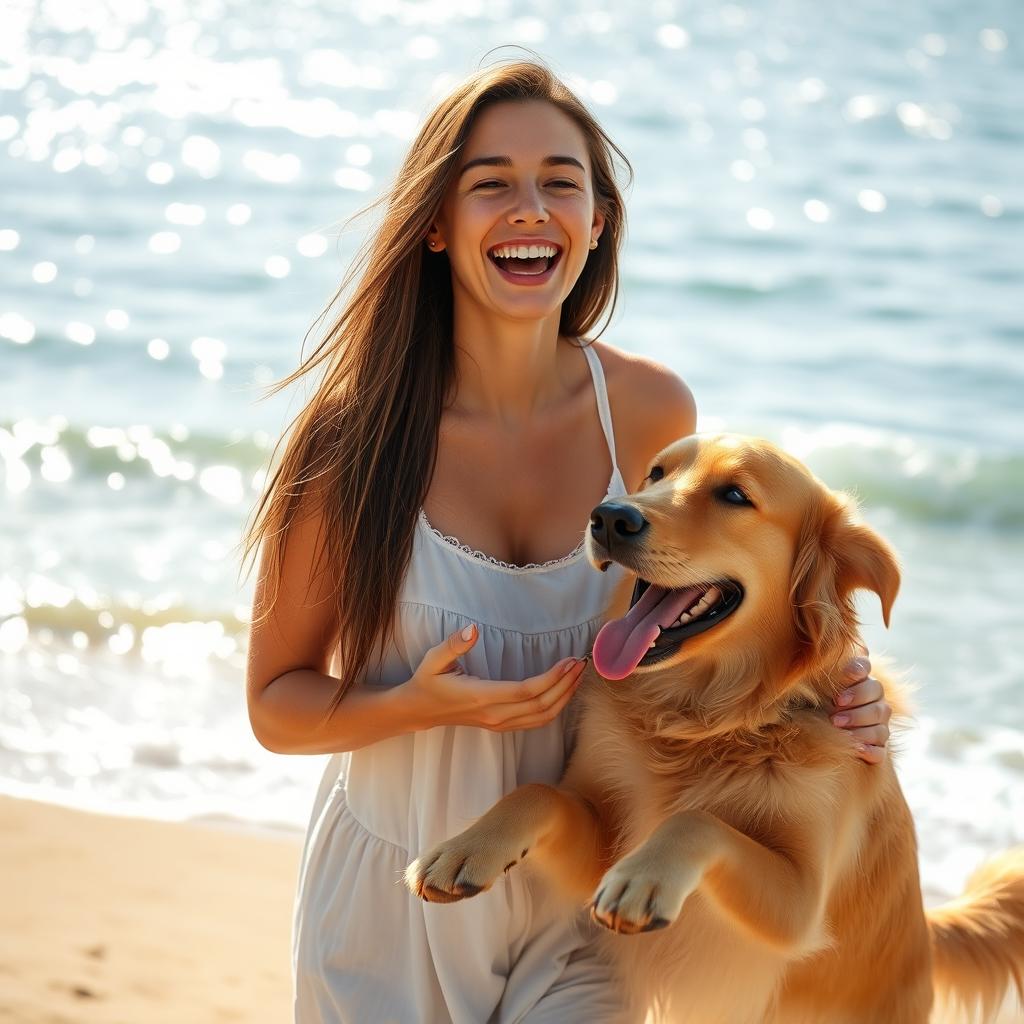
top-left (406, 783), bottom-right (607, 904)
top-left (592, 809), bottom-right (825, 950)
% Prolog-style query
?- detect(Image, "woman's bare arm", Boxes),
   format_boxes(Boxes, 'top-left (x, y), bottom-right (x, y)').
top-left (245, 492), bottom-right (424, 753)
top-left (245, 494), bottom-right (586, 754)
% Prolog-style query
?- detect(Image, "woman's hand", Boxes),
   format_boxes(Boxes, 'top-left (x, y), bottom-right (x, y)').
top-left (402, 624), bottom-right (587, 732)
top-left (831, 651), bottom-right (892, 764)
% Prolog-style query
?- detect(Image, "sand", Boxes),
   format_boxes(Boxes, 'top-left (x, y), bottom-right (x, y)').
top-left (0, 795), bottom-right (300, 1024)
top-left (2, 795), bottom-right (1020, 1024)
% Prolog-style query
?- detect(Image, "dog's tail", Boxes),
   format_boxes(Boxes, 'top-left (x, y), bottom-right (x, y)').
top-left (928, 848), bottom-right (1024, 1022)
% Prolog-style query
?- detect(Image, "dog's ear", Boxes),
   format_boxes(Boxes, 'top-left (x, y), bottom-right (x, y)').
top-left (789, 492), bottom-right (901, 667)
top-left (832, 512), bottom-right (900, 628)
top-left (789, 500), bottom-right (849, 661)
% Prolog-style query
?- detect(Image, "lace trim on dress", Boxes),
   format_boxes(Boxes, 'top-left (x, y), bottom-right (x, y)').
top-left (417, 508), bottom-right (587, 573)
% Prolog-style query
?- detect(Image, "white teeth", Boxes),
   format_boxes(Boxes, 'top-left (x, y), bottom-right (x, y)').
top-left (664, 586), bottom-right (724, 631)
top-left (491, 244), bottom-right (558, 259)
top-left (688, 586), bottom-right (722, 618)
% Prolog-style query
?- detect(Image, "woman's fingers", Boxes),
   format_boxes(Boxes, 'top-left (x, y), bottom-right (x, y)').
top-left (847, 724), bottom-right (890, 747)
top-left (842, 655), bottom-right (872, 683)
top-left (830, 697), bottom-right (891, 730)
top-left (853, 742), bottom-right (887, 765)
top-left (833, 675), bottom-right (885, 712)
top-left (492, 667), bottom-right (584, 731)
top-left (484, 658), bottom-right (585, 706)
top-left (423, 623), bottom-right (479, 675)
top-left (489, 661), bottom-right (586, 726)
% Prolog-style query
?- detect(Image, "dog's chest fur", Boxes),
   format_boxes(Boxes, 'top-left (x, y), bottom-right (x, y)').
top-left (578, 682), bottom-right (852, 857)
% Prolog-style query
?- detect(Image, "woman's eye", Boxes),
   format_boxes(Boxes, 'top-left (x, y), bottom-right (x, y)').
top-left (473, 180), bottom-right (579, 190)
top-left (718, 485), bottom-right (754, 507)
top-left (646, 466), bottom-right (664, 483)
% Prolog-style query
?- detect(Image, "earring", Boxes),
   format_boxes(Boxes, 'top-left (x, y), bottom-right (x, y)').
top-left (589, 239), bottom-right (598, 250)
top-left (427, 240), bottom-right (436, 248)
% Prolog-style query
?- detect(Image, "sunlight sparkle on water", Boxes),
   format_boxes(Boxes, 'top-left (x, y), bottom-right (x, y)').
top-left (198, 465), bottom-right (244, 504)
top-left (146, 161), bottom-right (174, 184)
top-left (181, 135), bottom-right (220, 177)
top-left (149, 231), bottom-right (181, 254)
top-left (0, 617), bottom-right (29, 655)
top-left (857, 189), bottom-right (887, 213)
top-left (32, 262), bottom-right (57, 283)
top-left (66, 322), bottom-right (96, 345)
top-left (0, 313), bottom-right (35, 344)
top-left (147, 338), bottom-right (170, 359)
top-left (844, 95), bottom-right (888, 122)
top-left (40, 447), bottom-right (72, 483)
top-left (334, 167), bottom-right (373, 191)
top-left (656, 24), bottom-right (691, 49)
top-left (980, 195), bottom-right (1004, 218)
top-left (226, 203), bottom-right (251, 225)
top-left (730, 159), bottom-right (755, 182)
top-left (0, 229), bottom-right (19, 250)
top-left (345, 143), bottom-right (372, 166)
top-left (980, 29), bottom-right (1008, 53)
top-left (803, 199), bottom-right (831, 223)
top-left (797, 78), bottom-right (827, 103)
top-left (264, 255), bottom-right (291, 278)
top-left (297, 233), bottom-right (327, 257)
top-left (243, 149), bottom-right (300, 184)
top-left (165, 203), bottom-right (206, 226)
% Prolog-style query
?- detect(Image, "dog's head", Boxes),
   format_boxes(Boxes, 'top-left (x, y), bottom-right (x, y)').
top-left (587, 434), bottom-right (899, 727)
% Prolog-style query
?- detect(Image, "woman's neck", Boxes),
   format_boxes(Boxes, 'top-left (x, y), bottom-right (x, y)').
top-left (448, 308), bottom-right (573, 425)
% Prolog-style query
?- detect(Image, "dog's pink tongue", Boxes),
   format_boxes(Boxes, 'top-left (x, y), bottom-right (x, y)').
top-left (592, 584), bottom-right (704, 680)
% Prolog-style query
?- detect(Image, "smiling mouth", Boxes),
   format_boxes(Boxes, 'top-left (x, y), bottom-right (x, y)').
top-left (591, 577), bottom-right (744, 680)
top-left (487, 250), bottom-right (562, 277)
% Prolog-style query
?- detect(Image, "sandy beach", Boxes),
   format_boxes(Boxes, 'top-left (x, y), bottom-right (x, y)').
top-left (0, 795), bottom-right (300, 1023)
top-left (2, 793), bottom-right (1021, 1023)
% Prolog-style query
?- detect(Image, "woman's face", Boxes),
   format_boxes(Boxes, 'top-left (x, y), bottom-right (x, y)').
top-left (429, 99), bottom-right (605, 323)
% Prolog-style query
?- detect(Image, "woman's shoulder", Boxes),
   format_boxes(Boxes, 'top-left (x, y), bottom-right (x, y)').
top-left (588, 340), bottom-right (697, 487)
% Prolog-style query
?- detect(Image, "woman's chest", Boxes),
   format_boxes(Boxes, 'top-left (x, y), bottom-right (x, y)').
top-left (423, 413), bottom-right (615, 568)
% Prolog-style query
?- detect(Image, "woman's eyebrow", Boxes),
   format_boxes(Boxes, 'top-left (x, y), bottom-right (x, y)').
top-left (458, 155), bottom-right (586, 177)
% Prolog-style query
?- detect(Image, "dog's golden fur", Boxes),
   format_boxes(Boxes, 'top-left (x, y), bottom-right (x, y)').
top-left (406, 435), bottom-right (1024, 1023)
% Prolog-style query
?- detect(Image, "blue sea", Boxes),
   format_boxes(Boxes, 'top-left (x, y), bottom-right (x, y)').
top-left (1, 1), bottom-right (1021, 902)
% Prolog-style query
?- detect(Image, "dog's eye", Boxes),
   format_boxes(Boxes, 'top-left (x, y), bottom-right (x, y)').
top-left (718, 485), bottom-right (754, 507)
top-left (646, 466), bottom-right (664, 483)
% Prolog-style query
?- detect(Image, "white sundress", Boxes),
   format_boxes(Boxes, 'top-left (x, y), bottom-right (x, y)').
top-left (292, 344), bottom-right (639, 1024)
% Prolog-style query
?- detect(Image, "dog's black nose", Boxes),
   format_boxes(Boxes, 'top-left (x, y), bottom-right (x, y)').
top-left (590, 501), bottom-right (648, 550)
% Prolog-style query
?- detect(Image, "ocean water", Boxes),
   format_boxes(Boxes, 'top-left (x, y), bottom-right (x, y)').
top-left (1, 1), bottom-right (1022, 902)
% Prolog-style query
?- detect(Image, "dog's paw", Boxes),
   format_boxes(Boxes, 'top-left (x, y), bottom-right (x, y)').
top-left (589, 852), bottom-right (699, 935)
top-left (405, 832), bottom-right (527, 904)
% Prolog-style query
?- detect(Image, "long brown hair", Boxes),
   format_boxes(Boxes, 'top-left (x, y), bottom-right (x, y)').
top-left (240, 54), bottom-right (634, 715)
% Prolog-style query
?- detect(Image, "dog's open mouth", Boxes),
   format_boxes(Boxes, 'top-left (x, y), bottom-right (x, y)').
top-left (592, 577), bottom-right (744, 680)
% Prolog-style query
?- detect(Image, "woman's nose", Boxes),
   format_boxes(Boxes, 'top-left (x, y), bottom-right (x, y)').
top-left (507, 186), bottom-right (549, 223)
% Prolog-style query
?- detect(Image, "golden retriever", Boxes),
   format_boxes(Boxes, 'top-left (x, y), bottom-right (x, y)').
top-left (406, 434), bottom-right (1024, 1023)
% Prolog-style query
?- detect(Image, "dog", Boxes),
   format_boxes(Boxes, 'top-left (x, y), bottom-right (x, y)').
top-left (406, 434), bottom-right (1024, 1023)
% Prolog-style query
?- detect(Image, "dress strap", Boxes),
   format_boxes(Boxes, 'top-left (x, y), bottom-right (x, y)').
top-left (580, 343), bottom-right (622, 484)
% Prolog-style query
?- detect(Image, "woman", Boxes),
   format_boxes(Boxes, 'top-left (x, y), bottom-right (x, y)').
top-left (243, 58), bottom-right (891, 1023)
